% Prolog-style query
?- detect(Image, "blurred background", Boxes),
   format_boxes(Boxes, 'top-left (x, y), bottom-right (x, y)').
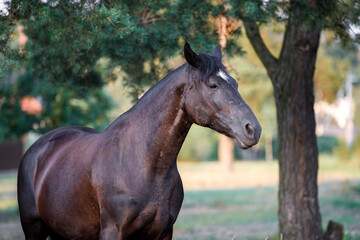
top-left (0, 0), bottom-right (359, 239)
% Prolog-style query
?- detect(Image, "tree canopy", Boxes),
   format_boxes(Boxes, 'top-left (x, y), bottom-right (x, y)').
top-left (0, 0), bottom-right (237, 140)
top-left (2, 0), bottom-right (358, 141)
top-left (1, 0), bottom-right (360, 239)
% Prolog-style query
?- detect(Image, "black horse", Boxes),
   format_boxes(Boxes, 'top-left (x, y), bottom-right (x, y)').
top-left (17, 43), bottom-right (261, 240)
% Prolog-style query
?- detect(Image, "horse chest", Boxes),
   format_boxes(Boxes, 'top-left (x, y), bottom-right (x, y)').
top-left (98, 175), bottom-right (183, 238)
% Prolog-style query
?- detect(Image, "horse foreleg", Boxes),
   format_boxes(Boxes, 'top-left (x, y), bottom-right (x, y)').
top-left (99, 225), bottom-right (120, 240)
top-left (99, 209), bottom-right (127, 240)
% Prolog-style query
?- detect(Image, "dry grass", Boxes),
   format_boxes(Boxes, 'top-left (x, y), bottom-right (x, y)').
top-left (179, 155), bottom-right (360, 191)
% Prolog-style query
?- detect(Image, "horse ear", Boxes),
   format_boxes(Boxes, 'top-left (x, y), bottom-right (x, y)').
top-left (211, 44), bottom-right (222, 58)
top-left (184, 43), bottom-right (200, 68)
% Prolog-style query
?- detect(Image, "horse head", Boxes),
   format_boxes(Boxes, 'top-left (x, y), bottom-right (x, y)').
top-left (183, 43), bottom-right (261, 149)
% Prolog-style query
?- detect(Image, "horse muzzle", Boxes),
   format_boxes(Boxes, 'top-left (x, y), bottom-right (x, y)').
top-left (231, 107), bottom-right (262, 150)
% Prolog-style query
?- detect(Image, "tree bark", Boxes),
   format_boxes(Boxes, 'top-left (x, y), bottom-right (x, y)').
top-left (244, 2), bottom-right (326, 238)
top-left (274, 27), bottom-right (323, 239)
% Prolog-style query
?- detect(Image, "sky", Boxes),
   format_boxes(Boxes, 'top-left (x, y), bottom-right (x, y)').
top-left (0, 0), bottom-right (7, 16)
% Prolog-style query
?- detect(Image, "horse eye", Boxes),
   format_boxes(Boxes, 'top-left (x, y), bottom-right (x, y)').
top-left (208, 83), bottom-right (218, 89)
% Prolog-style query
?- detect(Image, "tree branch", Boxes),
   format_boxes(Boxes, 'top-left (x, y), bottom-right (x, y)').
top-left (243, 20), bottom-right (278, 75)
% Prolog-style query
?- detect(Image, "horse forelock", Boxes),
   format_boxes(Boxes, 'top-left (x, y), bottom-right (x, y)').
top-left (186, 53), bottom-right (226, 84)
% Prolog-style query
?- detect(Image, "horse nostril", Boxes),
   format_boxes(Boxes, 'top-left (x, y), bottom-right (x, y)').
top-left (245, 124), bottom-right (254, 139)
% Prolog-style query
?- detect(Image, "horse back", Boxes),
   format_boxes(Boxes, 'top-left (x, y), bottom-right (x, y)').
top-left (30, 126), bottom-right (100, 185)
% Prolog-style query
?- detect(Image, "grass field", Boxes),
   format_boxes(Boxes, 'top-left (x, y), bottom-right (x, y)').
top-left (0, 155), bottom-right (359, 240)
top-left (174, 182), bottom-right (360, 240)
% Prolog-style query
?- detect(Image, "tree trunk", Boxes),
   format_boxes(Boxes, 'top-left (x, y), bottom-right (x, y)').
top-left (272, 11), bottom-right (324, 239)
top-left (275, 53), bottom-right (323, 236)
top-left (243, 1), bottom-right (328, 237)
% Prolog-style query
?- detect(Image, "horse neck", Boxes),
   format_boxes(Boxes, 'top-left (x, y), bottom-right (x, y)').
top-left (106, 65), bottom-right (192, 175)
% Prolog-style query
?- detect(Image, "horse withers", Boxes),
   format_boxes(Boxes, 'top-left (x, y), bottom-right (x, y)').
top-left (17, 43), bottom-right (261, 240)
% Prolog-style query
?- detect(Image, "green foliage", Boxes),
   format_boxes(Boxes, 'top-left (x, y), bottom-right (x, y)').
top-left (0, 1), bottom-right (135, 140)
top-left (178, 125), bottom-right (218, 162)
top-left (230, 0), bottom-right (359, 46)
top-left (22, 3), bottom-right (132, 87)
top-left (315, 39), bottom-right (359, 103)
top-left (352, 135), bottom-right (360, 161)
top-left (0, 0), bottom-right (246, 140)
top-left (334, 140), bottom-right (353, 161)
top-left (111, 0), bottom-right (234, 100)
top-left (0, 99), bottom-right (37, 140)
top-left (272, 136), bottom-right (340, 158)
top-left (333, 135), bottom-right (360, 164)
top-left (1, 0), bottom-right (359, 143)
top-left (317, 136), bottom-right (339, 154)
